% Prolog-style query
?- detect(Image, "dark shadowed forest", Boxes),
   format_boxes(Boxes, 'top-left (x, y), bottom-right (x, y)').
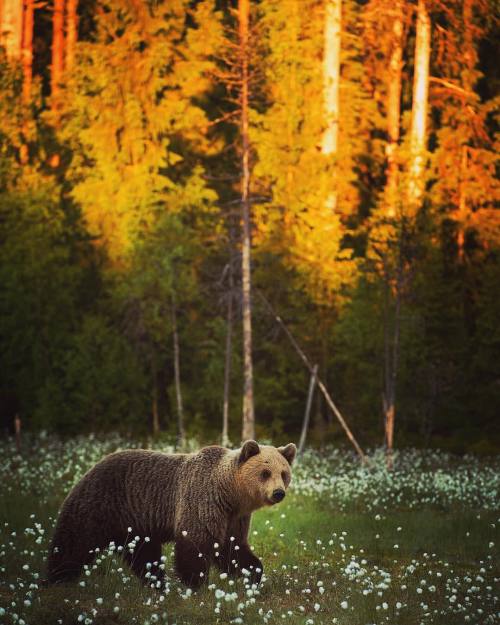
top-left (0, 0), bottom-right (499, 454)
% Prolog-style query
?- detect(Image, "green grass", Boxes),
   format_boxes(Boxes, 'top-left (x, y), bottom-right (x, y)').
top-left (0, 437), bottom-right (499, 624)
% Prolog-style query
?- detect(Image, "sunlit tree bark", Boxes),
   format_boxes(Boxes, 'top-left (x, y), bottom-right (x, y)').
top-left (0, 0), bottom-right (23, 60)
top-left (51, 0), bottom-right (64, 108)
top-left (322, 0), bottom-right (341, 212)
top-left (65, 0), bottom-right (77, 72)
top-left (19, 0), bottom-right (34, 164)
top-left (385, 0), bottom-right (404, 217)
top-left (21, 0), bottom-right (34, 103)
top-left (239, 0), bottom-right (255, 442)
top-left (408, 0), bottom-right (430, 211)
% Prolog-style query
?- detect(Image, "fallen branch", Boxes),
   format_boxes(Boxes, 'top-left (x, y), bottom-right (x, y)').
top-left (257, 292), bottom-right (369, 465)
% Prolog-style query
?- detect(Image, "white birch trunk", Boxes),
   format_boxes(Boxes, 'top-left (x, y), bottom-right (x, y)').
top-left (322, 0), bottom-right (341, 212)
top-left (408, 0), bottom-right (430, 210)
top-left (0, 0), bottom-right (23, 60)
top-left (239, 0), bottom-right (255, 442)
top-left (385, 0), bottom-right (404, 217)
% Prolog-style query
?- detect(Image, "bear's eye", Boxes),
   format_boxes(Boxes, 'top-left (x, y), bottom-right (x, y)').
top-left (281, 471), bottom-right (289, 484)
top-left (261, 469), bottom-right (271, 480)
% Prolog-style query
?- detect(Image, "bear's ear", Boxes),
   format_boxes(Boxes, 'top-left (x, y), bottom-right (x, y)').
top-left (278, 443), bottom-right (297, 466)
top-left (239, 440), bottom-right (260, 464)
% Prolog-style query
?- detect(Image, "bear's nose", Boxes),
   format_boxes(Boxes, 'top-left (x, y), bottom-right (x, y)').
top-left (272, 489), bottom-right (285, 503)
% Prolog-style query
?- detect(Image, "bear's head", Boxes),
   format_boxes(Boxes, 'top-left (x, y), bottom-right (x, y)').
top-left (235, 440), bottom-right (296, 511)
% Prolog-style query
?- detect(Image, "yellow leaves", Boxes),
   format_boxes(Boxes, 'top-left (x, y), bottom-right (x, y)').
top-left (56, 0), bottom-right (221, 265)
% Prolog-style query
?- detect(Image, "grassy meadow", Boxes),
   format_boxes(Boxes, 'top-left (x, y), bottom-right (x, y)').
top-left (0, 435), bottom-right (498, 625)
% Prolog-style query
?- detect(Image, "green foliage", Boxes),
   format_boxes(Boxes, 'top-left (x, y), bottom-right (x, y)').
top-left (36, 315), bottom-right (148, 433)
top-left (0, 190), bottom-right (85, 419)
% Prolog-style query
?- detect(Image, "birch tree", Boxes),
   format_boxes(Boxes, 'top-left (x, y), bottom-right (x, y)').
top-left (322, 0), bottom-right (341, 213)
top-left (239, 0), bottom-right (255, 442)
top-left (408, 0), bottom-right (430, 211)
top-left (171, 299), bottom-right (185, 449)
top-left (385, 0), bottom-right (404, 216)
top-left (0, 0), bottom-right (23, 60)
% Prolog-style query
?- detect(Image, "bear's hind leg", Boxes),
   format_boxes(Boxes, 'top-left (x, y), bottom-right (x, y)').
top-left (174, 535), bottom-right (210, 590)
top-left (124, 539), bottom-right (164, 587)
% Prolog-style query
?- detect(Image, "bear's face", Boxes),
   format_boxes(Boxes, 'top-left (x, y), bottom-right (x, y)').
top-left (236, 440), bottom-right (296, 512)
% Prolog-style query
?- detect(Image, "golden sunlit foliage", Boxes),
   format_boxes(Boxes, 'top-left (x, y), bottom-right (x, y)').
top-left (60, 0), bottom-right (221, 262)
top-left (0, 0), bottom-right (498, 450)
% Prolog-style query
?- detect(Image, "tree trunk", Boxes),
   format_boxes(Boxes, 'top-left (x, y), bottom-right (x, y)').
top-left (239, 0), bottom-right (255, 442)
top-left (65, 0), bottom-right (77, 72)
top-left (51, 0), bottom-right (65, 110)
top-left (152, 361), bottom-right (159, 436)
top-left (21, 0), bottom-right (34, 103)
top-left (222, 252), bottom-right (234, 447)
top-left (322, 0), bottom-right (341, 212)
top-left (0, 0), bottom-right (23, 60)
top-left (298, 364), bottom-right (318, 455)
top-left (385, 0), bottom-right (404, 217)
top-left (457, 145), bottom-right (468, 261)
top-left (14, 414), bottom-right (21, 454)
top-left (171, 300), bottom-right (185, 448)
top-left (408, 0), bottom-right (430, 211)
top-left (19, 0), bottom-right (34, 164)
top-left (382, 273), bottom-right (401, 470)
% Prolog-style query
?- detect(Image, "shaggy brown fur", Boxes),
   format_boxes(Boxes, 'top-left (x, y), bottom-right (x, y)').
top-left (47, 440), bottom-right (296, 589)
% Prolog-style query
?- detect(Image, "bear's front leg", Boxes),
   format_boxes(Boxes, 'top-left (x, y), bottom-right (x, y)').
top-left (174, 535), bottom-right (210, 590)
top-left (123, 538), bottom-right (165, 588)
top-left (217, 540), bottom-right (263, 585)
top-left (215, 515), bottom-right (263, 585)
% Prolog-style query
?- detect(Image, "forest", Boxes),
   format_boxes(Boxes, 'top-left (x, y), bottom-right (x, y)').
top-left (0, 0), bottom-right (499, 455)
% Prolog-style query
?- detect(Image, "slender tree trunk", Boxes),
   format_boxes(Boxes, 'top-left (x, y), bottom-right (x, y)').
top-left (385, 0), bottom-right (404, 217)
top-left (65, 0), bottom-right (77, 72)
top-left (322, 0), bottom-right (341, 212)
top-left (21, 0), bottom-right (34, 103)
top-left (222, 251), bottom-right (234, 447)
top-left (457, 145), bottom-right (468, 260)
top-left (51, 0), bottom-right (65, 109)
top-left (298, 364), bottom-right (318, 455)
top-left (19, 0), bottom-right (34, 164)
top-left (382, 270), bottom-right (401, 470)
top-left (14, 414), bottom-right (21, 454)
top-left (0, 0), bottom-right (23, 60)
top-left (171, 300), bottom-right (185, 448)
top-left (408, 0), bottom-right (430, 211)
top-left (239, 0), bottom-right (255, 442)
top-left (152, 360), bottom-right (159, 436)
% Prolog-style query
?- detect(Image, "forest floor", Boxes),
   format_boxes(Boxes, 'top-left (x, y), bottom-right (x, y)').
top-left (0, 435), bottom-right (498, 625)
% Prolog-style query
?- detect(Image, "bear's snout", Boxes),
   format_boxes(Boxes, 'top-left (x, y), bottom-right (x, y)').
top-left (271, 488), bottom-right (285, 503)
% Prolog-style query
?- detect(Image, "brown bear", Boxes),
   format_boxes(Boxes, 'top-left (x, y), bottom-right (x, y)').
top-left (47, 440), bottom-right (296, 589)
